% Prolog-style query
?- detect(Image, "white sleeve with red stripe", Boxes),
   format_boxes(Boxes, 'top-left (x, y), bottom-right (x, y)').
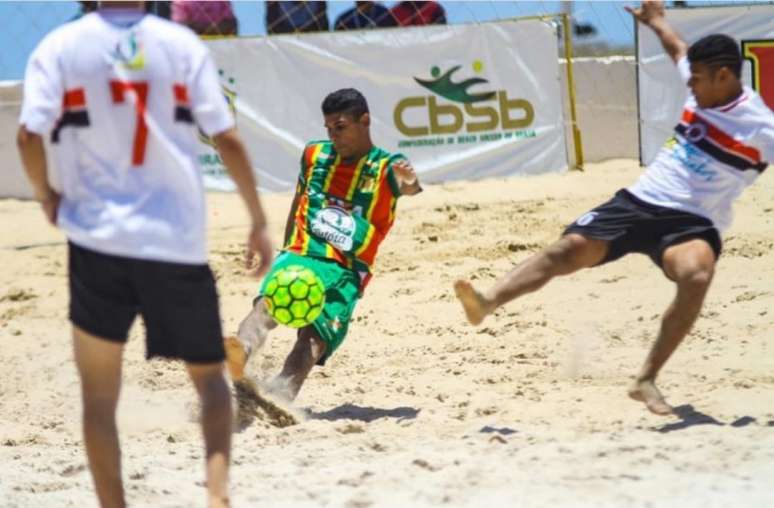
top-left (19, 33), bottom-right (64, 135)
top-left (188, 43), bottom-right (234, 138)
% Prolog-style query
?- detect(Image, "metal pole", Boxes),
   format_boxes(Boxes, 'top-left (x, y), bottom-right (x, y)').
top-left (562, 12), bottom-right (584, 170)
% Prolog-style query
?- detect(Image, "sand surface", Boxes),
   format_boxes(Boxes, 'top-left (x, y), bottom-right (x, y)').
top-left (1, 159), bottom-right (773, 507)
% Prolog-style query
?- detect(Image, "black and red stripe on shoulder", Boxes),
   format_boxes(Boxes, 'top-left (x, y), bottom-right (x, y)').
top-left (51, 88), bottom-right (89, 143)
top-left (173, 84), bottom-right (193, 124)
top-left (675, 108), bottom-right (767, 173)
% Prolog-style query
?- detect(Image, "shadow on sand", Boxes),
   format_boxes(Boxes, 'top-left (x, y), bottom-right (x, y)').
top-left (655, 405), bottom-right (759, 433)
top-left (479, 425), bottom-right (518, 436)
top-left (309, 403), bottom-right (420, 423)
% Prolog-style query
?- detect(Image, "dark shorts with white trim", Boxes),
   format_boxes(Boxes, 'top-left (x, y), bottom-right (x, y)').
top-left (562, 189), bottom-right (722, 268)
top-left (68, 241), bottom-right (225, 364)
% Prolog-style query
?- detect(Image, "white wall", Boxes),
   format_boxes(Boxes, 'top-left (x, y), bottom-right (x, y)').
top-left (1, 56), bottom-right (641, 199)
top-left (560, 56), bottom-right (639, 166)
top-left (0, 82), bottom-right (32, 199)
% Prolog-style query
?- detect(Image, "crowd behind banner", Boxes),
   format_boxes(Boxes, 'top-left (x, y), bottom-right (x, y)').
top-left (73, 1), bottom-right (447, 36)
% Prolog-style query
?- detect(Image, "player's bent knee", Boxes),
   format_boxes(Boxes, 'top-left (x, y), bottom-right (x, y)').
top-left (545, 234), bottom-right (604, 270)
top-left (678, 266), bottom-right (714, 291)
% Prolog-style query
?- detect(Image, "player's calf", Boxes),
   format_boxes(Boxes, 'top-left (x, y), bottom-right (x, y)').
top-left (225, 299), bottom-right (277, 380)
top-left (237, 297), bottom-right (277, 354)
top-left (187, 363), bottom-right (232, 506)
top-left (271, 329), bottom-right (326, 400)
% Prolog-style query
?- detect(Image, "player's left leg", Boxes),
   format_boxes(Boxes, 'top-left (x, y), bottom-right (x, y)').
top-left (267, 327), bottom-right (327, 401)
top-left (73, 326), bottom-right (126, 508)
top-left (629, 238), bottom-right (716, 415)
top-left (455, 233), bottom-right (609, 325)
top-left (186, 362), bottom-right (232, 508)
top-left (225, 299), bottom-right (277, 380)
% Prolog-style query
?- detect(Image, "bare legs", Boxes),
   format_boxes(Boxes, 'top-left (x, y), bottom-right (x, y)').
top-left (454, 234), bottom-right (716, 416)
top-left (454, 234), bottom-right (609, 325)
top-left (628, 239), bottom-right (715, 414)
top-left (74, 327), bottom-right (125, 508)
top-left (268, 327), bottom-right (326, 401)
top-left (74, 327), bottom-right (232, 508)
top-left (225, 299), bottom-right (277, 381)
top-left (187, 363), bottom-right (232, 508)
top-left (227, 299), bottom-right (325, 402)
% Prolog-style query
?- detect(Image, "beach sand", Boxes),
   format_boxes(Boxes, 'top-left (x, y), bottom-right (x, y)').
top-left (1, 159), bottom-right (773, 507)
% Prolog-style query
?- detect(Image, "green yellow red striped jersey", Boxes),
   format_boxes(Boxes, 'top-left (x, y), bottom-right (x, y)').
top-left (285, 140), bottom-right (404, 290)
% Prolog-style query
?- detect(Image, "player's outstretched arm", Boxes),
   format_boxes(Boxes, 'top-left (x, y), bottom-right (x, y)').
top-left (392, 159), bottom-right (423, 196)
top-left (626, 1), bottom-right (687, 63)
top-left (17, 126), bottom-right (60, 225)
top-left (213, 128), bottom-right (273, 277)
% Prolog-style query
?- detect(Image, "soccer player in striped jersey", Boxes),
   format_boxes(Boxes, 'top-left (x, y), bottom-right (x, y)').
top-left (454, 1), bottom-right (774, 416)
top-left (225, 88), bottom-right (422, 404)
top-left (16, 2), bottom-right (273, 506)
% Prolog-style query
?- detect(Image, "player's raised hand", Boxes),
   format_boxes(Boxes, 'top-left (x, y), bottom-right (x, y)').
top-left (625, 1), bottom-right (666, 25)
top-left (393, 159), bottom-right (417, 186)
top-left (246, 223), bottom-right (274, 278)
top-left (392, 159), bottom-right (422, 195)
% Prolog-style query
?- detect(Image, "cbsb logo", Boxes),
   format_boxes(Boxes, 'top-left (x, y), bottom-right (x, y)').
top-left (393, 60), bottom-right (534, 137)
top-left (742, 39), bottom-right (774, 109)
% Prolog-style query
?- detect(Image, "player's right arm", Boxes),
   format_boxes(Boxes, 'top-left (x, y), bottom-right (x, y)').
top-left (213, 129), bottom-right (273, 277)
top-left (626, 1), bottom-right (687, 63)
top-left (17, 128), bottom-right (60, 225)
top-left (282, 146), bottom-right (312, 246)
top-left (17, 32), bottom-right (63, 226)
top-left (189, 42), bottom-right (273, 276)
top-left (283, 190), bottom-right (302, 246)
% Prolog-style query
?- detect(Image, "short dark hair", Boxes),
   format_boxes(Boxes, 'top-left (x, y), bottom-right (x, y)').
top-left (688, 34), bottom-right (742, 78)
top-left (321, 88), bottom-right (369, 119)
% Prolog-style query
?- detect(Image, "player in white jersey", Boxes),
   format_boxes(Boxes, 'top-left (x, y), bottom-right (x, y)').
top-left (16, 2), bottom-right (273, 507)
top-left (453, 1), bottom-right (774, 416)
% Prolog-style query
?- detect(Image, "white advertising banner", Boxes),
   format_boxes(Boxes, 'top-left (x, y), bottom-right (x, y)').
top-left (204, 19), bottom-right (567, 191)
top-left (637, 4), bottom-right (774, 165)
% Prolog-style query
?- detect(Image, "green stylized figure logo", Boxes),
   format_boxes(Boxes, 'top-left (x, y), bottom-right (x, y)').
top-left (110, 31), bottom-right (145, 70)
top-left (414, 60), bottom-right (495, 104)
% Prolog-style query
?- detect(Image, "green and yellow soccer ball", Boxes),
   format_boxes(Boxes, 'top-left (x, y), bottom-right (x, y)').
top-left (263, 265), bottom-right (325, 328)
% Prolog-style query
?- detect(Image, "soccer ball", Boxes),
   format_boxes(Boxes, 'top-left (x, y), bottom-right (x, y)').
top-left (263, 265), bottom-right (325, 328)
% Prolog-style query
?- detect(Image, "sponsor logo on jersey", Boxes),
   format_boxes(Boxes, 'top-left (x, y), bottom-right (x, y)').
top-left (311, 206), bottom-right (356, 251)
top-left (109, 32), bottom-right (145, 71)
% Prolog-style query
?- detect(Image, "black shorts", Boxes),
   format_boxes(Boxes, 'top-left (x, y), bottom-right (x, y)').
top-left (563, 189), bottom-right (722, 268)
top-left (69, 242), bottom-right (224, 364)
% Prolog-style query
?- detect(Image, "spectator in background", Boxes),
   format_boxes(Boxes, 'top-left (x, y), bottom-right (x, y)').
top-left (334, 2), bottom-right (395, 31)
top-left (266, 1), bottom-right (329, 34)
top-left (172, 0), bottom-right (238, 36)
top-left (146, 1), bottom-right (172, 19)
top-left (390, 1), bottom-right (446, 26)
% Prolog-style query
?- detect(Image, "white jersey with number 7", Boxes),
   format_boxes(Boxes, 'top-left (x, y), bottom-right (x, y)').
top-left (20, 10), bottom-right (234, 264)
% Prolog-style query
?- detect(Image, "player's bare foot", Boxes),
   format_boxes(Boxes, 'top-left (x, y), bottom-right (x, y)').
top-left (234, 378), bottom-right (298, 428)
top-left (453, 279), bottom-right (493, 326)
top-left (628, 379), bottom-right (674, 415)
top-left (224, 336), bottom-right (247, 381)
